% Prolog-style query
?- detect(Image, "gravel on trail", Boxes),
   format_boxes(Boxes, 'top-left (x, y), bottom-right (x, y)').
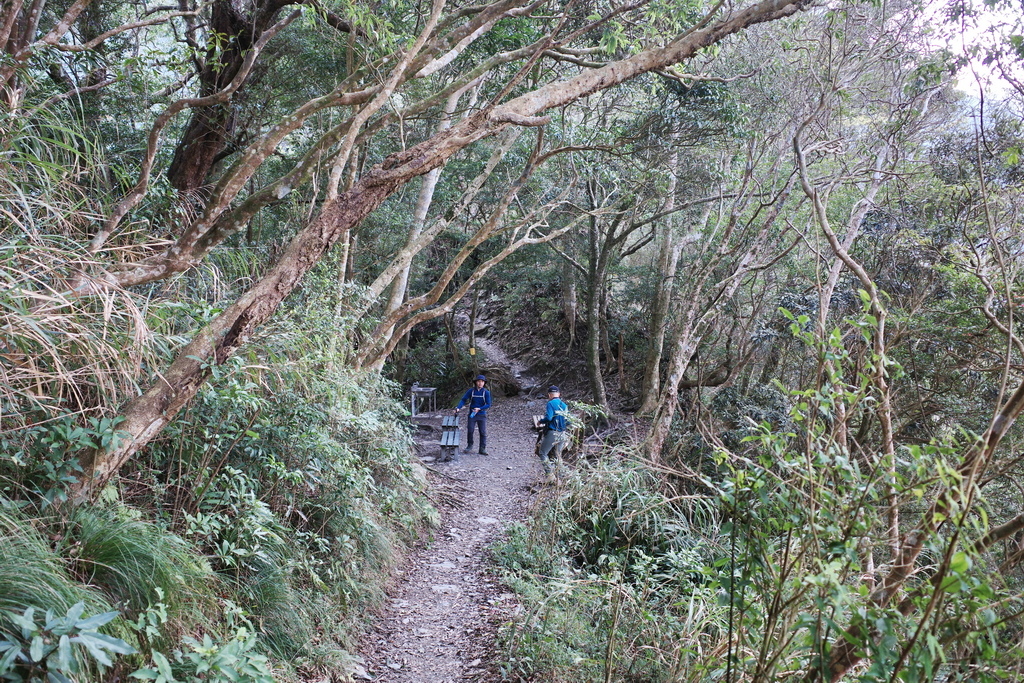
top-left (357, 359), bottom-right (549, 682)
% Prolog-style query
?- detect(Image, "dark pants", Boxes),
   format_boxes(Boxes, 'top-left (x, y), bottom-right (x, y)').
top-left (467, 413), bottom-right (487, 451)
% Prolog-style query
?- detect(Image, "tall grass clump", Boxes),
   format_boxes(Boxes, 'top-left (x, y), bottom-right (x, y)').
top-left (0, 504), bottom-right (110, 620)
top-left (0, 503), bottom-right (143, 681)
top-left (0, 107), bottom-right (161, 430)
top-left (63, 506), bottom-right (216, 626)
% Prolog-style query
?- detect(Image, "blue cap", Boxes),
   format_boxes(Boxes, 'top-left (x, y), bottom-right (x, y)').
top-left (548, 385), bottom-right (560, 393)
top-left (476, 375), bottom-right (487, 381)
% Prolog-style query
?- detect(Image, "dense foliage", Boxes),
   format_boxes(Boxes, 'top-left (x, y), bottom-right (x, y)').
top-left (4, 0), bottom-right (1024, 679)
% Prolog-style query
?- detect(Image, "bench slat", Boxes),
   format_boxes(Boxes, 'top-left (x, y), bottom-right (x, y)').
top-left (441, 415), bottom-right (459, 428)
top-left (440, 430), bottom-right (460, 447)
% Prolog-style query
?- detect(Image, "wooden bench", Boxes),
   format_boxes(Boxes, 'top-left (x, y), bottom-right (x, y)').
top-left (439, 415), bottom-right (460, 462)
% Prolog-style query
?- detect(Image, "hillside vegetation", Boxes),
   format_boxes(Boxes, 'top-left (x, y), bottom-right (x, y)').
top-left (3, 0), bottom-right (1024, 680)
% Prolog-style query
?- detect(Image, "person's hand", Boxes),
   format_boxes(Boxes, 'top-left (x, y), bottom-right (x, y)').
top-left (453, 408), bottom-right (459, 415)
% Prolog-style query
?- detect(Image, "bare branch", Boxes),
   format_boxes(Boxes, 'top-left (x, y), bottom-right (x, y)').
top-left (29, 74), bottom-right (120, 112)
top-left (42, 6), bottom-right (209, 52)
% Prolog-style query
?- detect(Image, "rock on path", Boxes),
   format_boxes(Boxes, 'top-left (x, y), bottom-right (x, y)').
top-left (357, 388), bottom-right (546, 681)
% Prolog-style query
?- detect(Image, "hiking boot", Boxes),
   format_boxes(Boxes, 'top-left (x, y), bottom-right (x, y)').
top-left (463, 448), bottom-right (473, 455)
top-left (478, 450), bottom-right (489, 456)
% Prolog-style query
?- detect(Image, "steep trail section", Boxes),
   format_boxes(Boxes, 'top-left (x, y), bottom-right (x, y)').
top-left (358, 370), bottom-right (545, 681)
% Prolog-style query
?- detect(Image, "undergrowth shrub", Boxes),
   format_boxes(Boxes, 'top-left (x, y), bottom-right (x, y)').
top-left (494, 459), bottom-right (727, 682)
top-left (0, 504), bottom-right (168, 680)
top-left (0, 602), bottom-right (137, 682)
top-left (493, 304), bottom-right (1024, 683)
top-left (124, 346), bottom-right (434, 674)
top-left (1, 107), bottom-right (434, 681)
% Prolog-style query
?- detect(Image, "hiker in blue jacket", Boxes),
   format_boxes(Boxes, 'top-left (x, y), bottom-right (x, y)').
top-left (538, 385), bottom-right (569, 477)
top-left (455, 375), bottom-right (491, 455)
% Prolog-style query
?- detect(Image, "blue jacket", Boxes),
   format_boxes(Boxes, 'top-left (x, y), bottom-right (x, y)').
top-left (457, 387), bottom-right (491, 415)
top-left (543, 398), bottom-right (569, 431)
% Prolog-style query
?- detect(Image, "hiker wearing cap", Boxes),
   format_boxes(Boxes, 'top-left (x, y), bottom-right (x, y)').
top-left (455, 375), bottom-right (492, 455)
top-left (538, 385), bottom-right (569, 477)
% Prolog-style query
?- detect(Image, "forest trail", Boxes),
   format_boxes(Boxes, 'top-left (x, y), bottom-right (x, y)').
top-left (357, 339), bottom-right (545, 681)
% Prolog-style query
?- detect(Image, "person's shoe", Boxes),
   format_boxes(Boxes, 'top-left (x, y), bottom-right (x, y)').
top-left (463, 447), bottom-right (473, 454)
top-left (479, 450), bottom-right (489, 456)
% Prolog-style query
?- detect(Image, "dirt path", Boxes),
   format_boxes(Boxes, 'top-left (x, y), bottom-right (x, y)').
top-left (357, 342), bottom-right (544, 682)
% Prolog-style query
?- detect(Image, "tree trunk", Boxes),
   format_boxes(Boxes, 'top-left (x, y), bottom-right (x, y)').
top-left (166, 0), bottom-right (294, 192)
top-left (393, 331), bottom-right (411, 384)
top-left (327, 252), bottom-right (349, 370)
top-left (369, 88), bottom-right (470, 370)
top-left (166, 106), bottom-right (235, 193)
top-left (646, 329), bottom-right (699, 460)
top-left (1, 0), bottom-right (92, 109)
top-left (586, 279), bottom-right (607, 407)
top-left (72, 0), bottom-right (816, 499)
top-left (600, 282), bottom-right (614, 374)
top-left (645, 180), bottom-right (792, 461)
top-left (346, 233), bottom-right (358, 282)
top-left (74, 171), bottom-right (404, 500)
top-left (586, 203), bottom-right (609, 409)
top-left (638, 145), bottom-right (682, 413)
top-left (469, 289), bottom-right (479, 374)
top-left (618, 331), bottom-right (627, 394)
top-left (444, 311), bottom-right (457, 363)
top-left (561, 255), bottom-right (577, 349)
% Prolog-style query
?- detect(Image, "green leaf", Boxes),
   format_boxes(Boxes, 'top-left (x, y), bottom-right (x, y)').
top-left (56, 635), bottom-right (71, 671)
top-left (153, 651), bottom-right (175, 679)
top-left (11, 608), bottom-right (37, 637)
top-left (1002, 145), bottom-right (1020, 165)
top-left (65, 603), bottom-right (85, 627)
top-left (80, 631), bottom-right (136, 655)
top-left (949, 551), bottom-right (970, 574)
top-left (29, 636), bottom-right (44, 663)
top-left (75, 611), bottom-right (119, 630)
top-left (0, 645), bottom-right (21, 671)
